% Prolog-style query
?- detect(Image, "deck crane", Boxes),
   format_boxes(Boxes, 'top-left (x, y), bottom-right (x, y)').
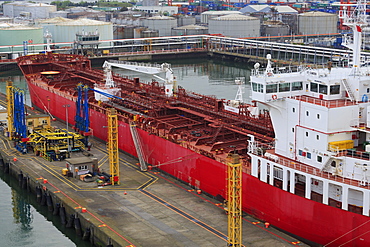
top-left (227, 153), bottom-right (242, 246)
top-left (102, 60), bottom-right (176, 97)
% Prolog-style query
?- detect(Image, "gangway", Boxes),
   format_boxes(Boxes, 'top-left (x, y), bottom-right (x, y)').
top-left (129, 118), bottom-right (148, 172)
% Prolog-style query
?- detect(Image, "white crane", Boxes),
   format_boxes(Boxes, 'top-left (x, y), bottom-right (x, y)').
top-left (102, 61), bottom-right (175, 97)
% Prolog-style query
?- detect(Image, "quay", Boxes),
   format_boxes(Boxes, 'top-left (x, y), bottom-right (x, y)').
top-left (1, 34), bottom-right (367, 71)
top-left (0, 95), bottom-right (308, 246)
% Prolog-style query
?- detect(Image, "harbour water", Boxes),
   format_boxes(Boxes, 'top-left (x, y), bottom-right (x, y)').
top-left (0, 58), bottom-right (251, 246)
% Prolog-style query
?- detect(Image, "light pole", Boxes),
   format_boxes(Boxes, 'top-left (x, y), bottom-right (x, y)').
top-left (63, 104), bottom-right (71, 156)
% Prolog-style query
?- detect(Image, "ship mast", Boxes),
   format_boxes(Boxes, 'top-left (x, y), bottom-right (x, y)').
top-left (339, 0), bottom-right (367, 73)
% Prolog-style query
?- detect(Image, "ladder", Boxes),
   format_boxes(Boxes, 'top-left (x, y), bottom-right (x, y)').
top-left (211, 124), bottom-right (223, 143)
top-left (341, 79), bottom-right (354, 101)
top-left (129, 121), bottom-right (148, 172)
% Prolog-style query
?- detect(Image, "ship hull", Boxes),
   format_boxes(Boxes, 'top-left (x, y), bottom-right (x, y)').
top-left (26, 80), bottom-right (370, 246)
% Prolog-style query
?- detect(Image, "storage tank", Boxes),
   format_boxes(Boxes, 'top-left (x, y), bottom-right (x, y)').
top-left (143, 16), bottom-right (177, 37)
top-left (37, 17), bottom-right (73, 39)
top-left (261, 21), bottom-right (290, 36)
top-left (298, 11), bottom-right (337, 35)
top-left (208, 14), bottom-right (260, 38)
top-left (40, 18), bottom-right (113, 43)
top-left (172, 24), bottom-right (208, 36)
top-left (141, 30), bottom-right (159, 38)
top-left (0, 23), bottom-right (43, 52)
top-left (201, 11), bottom-right (241, 24)
top-left (114, 25), bottom-right (135, 39)
top-left (177, 16), bottom-right (196, 26)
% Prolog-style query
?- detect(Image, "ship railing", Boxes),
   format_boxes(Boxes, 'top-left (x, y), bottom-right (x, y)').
top-left (107, 60), bottom-right (162, 69)
top-left (290, 95), bottom-right (354, 108)
top-left (250, 140), bottom-right (370, 189)
top-left (0, 59), bottom-right (16, 63)
top-left (108, 48), bottom-right (206, 58)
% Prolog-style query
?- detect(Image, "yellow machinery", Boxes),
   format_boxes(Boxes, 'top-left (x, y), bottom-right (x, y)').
top-left (107, 108), bottom-right (119, 185)
top-left (143, 39), bottom-right (152, 52)
top-left (227, 153), bottom-right (242, 246)
top-left (6, 81), bottom-right (14, 140)
top-left (28, 127), bottom-right (85, 161)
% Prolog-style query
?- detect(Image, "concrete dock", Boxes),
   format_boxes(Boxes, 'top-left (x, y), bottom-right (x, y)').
top-left (0, 101), bottom-right (308, 247)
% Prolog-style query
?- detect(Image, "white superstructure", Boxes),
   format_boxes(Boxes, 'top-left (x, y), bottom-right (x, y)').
top-left (248, 0), bottom-right (370, 215)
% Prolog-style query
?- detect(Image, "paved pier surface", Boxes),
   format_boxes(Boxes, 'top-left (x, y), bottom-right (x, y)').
top-left (0, 99), bottom-right (308, 247)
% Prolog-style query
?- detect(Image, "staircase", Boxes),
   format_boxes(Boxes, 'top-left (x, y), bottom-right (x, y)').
top-left (129, 122), bottom-right (147, 172)
top-left (341, 79), bottom-right (355, 101)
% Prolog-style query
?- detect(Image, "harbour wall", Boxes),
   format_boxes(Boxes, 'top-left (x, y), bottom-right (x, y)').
top-left (0, 150), bottom-right (121, 247)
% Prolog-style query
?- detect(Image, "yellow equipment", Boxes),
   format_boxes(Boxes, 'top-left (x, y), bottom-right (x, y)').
top-left (227, 153), bottom-right (242, 246)
top-left (107, 108), bottom-right (119, 185)
top-left (27, 127), bottom-right (85, 161)
top-left (6, 81), bottom-right (14, 140)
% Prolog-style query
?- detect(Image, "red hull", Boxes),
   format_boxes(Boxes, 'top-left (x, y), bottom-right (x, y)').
top-left (27, 81), bottom-right (370, 246)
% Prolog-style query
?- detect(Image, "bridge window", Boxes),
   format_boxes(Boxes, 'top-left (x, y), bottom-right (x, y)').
top-left (292, 81), bottom-right (303, 91)
top-left (310, 82), bottom-right (318, 92)
top-left (266, 84), bottom-right (278, 93)
top-left (330, 85), bottom-right (340, 95)
top-left (317, 156), bottom-right (322, 163)
top-left (319, 84), bottom-right (328, 94)
top-left (307, 152), bottom-right (311, 159)
top-left (279, 82), bottom-right (290, 92)
top-left (252, 82), bottom-right (264, 93)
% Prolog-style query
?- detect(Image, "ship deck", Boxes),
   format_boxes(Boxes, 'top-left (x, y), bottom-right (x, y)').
top-left (0, 93), bottom-right (307, 246)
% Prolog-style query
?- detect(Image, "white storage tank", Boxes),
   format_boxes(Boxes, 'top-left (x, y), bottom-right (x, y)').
top-left (177, 16), bottom-right (196, 26)
top-left (39, 18), bottom-right (113, 43)
top-left (172, 24), bottom-right (208, 36)
top-left (143, 16), bottom-right (177, 37)
top-left (209, 14), bottom-right (260, 38)
top-left (0, 23), bottom-right (43, 52)
top-left (298, 11), bottom-right (338, 35)
top-left (37, 17), bottom-right (73, 39)
top-left (201, 11), bottom-right (241, 24)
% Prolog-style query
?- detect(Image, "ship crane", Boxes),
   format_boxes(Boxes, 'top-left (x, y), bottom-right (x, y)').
top-left (103, 61), bottom-right (176, 97)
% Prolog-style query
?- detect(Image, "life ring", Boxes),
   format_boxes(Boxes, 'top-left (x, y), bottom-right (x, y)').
top-left (272, 94), bottom-right (278, 100)
top-left (267, 72), bottom-right (273, 76)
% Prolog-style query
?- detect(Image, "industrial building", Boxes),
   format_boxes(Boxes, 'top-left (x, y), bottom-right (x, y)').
top-left (3, 1), bottom-right (57, 19)
top-left (134, 6), bottom-right (178, 16)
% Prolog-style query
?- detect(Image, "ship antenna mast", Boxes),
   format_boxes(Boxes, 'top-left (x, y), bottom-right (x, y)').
top-left (44, 30), bottom-right (52, 53)
top-left (339, 0), bottom-right (367, 72)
